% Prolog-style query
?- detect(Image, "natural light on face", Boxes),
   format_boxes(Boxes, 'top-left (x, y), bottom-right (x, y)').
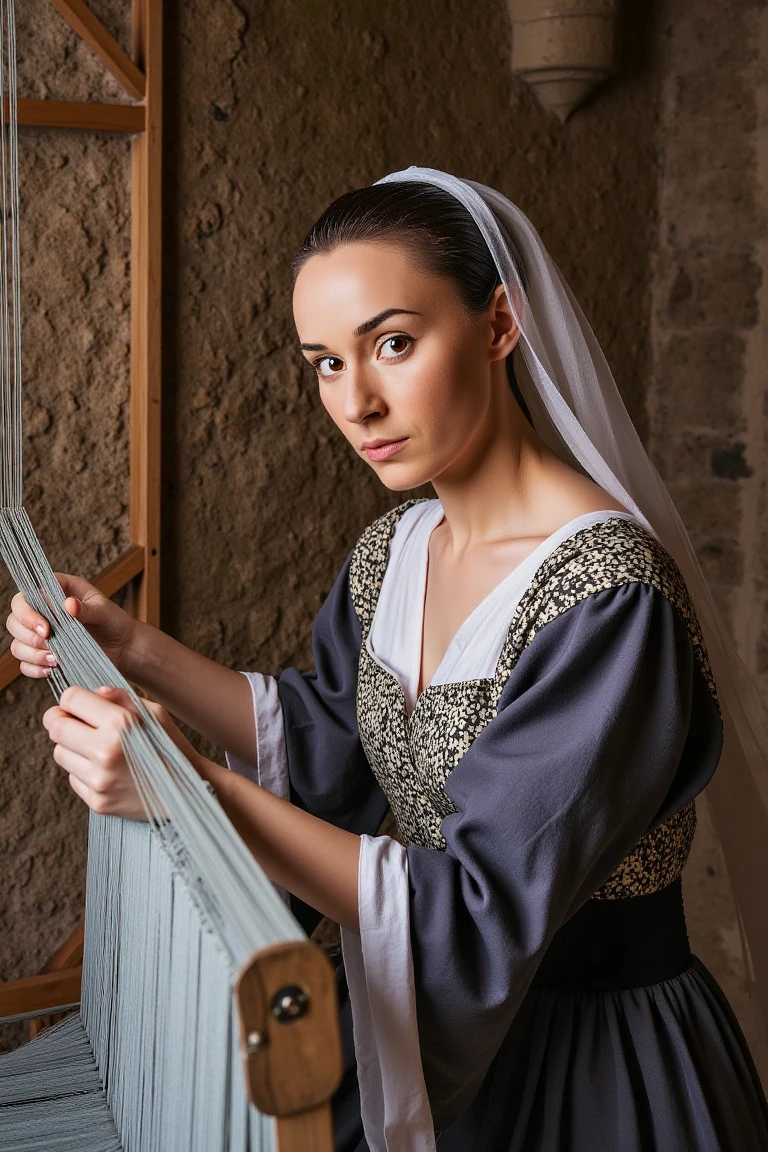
top-left (292, 240), bottom-right (498, 492)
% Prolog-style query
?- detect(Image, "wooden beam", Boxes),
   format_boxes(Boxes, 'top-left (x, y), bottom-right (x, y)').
top-left (0, 967), bottom-right (81, 1019)
top-left (27, 920), bottom-right (85, 1038)
top-left (48, 0), bottom-right (146, 101)
top-left (40, 920), bottom-right (85, 972)
top-left (276, 1106), bottom-right (334, 1152)
top-left (10, 98), bottom-right (144, 134)
top-left (129, 0), bottom-right (162, 627)
top-left (0, 543), bottom-right (146, 691)
top-left (94, 542), bottom-right (146, 598)
top-left (0, 646), bottom-right (17, 692)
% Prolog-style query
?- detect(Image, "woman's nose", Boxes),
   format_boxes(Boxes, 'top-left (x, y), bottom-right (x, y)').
top-left (342, 367), bottom-right (385, 424)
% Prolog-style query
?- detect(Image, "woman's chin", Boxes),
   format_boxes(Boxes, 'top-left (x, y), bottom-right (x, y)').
top-left (373, 465), bottom-right (432, 493)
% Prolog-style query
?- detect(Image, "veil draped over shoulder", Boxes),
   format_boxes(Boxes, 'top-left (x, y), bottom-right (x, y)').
top-left (375, 165), bottom-right (768, 1043)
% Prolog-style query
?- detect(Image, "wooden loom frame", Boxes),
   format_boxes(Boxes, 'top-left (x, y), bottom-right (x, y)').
top-left (0, 0), bottom-right (161, 1021)
top-left (0, 5), bottom-right (342, 1148)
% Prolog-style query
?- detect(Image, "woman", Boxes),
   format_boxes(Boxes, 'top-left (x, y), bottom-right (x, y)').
top-left (6, 167), bottom-right (768, 1150)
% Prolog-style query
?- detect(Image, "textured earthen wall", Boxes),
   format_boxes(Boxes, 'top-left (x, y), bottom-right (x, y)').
top-left (651, 0), bottom-right (768, 1078)
top-left (160, 0), bottom-right (658, 679)
top-left (0, 0), bottom-right (132, 1044)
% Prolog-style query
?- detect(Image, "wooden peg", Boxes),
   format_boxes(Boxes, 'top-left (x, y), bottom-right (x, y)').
top-left (234, 939), bottom-right (343, 1118)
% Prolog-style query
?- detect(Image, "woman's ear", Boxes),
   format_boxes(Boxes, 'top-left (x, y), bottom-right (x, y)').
top-left (488, 282), bottom-right (521, 361)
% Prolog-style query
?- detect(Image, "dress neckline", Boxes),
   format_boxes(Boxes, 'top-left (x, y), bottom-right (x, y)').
top-left (406, 502), bottom-right (640, 719)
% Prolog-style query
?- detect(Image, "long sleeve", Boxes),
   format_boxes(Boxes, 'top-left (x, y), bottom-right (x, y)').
top-left (225, 548), bottom-right (390, 930)
top-left (341, 581), bottom-right (724, 1142)
top-left (226, 547), bottom-right (388, 832)
top-left (275, 549), bottom-right (390, 836)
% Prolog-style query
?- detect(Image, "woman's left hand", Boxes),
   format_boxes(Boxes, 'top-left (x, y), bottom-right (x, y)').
top-left (43, 685), bottom-right (204, 820)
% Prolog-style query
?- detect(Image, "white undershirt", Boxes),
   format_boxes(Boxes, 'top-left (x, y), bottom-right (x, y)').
top-left (367, 499), bottom-right (642, 716)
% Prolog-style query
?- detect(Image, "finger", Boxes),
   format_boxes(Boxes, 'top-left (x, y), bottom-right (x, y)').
top-left (47, 712), bottom-right (112, 762)
top-left (43, 704), bottom-right (83, 735)
top-left (59, 685), bottom-right (134, 731)
top-left (43, 704), bottom-right (72, 731)
top-left (6, 612), bottom-right (50, 652)
top-left (43, 704), bottom-right (64, 731)
top-left (96, 686), bottom-right (141, 718)
top-left (62, 596), bottom-right (82, 620)
top-left (66, 770), bottom-right (94, 809)
top-left (10, 636), bottom-right (57, 668)
top-left (18, 658), bottom-right (54, 680)
top-left (53, 742), bottom-right (101, 788)
top-left (53, 572), bottom-right (99, 602)
top-left (53, 574), bottom-right (103, 625)
top-left (60, 595), bottom-right (97, 624)
top-left (10, 592), bottom-right (49, 639)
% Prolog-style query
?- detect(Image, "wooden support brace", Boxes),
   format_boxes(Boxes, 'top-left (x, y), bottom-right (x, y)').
top-left (129, 0), bottom-right (162, 627)
top-left (27, 919), bottom-right (85, 1038)
top-left (234, 940), bottom-right (342, 1151)
top-left (9, 98), bottom-right (145, 134)
top-left (49, 0), bottom-right (146, 100)
top-left (0, 966), bottom-right (81, 1019)
top-left (39, 919), bottom-right (84, 971)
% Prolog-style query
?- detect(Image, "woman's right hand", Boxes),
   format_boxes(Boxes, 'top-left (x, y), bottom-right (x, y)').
top-left (5, 573), bottom-right (136, 679)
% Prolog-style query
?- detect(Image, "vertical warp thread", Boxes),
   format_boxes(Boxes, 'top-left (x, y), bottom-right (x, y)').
top-left (0, 1), bottom-right (296, 1146)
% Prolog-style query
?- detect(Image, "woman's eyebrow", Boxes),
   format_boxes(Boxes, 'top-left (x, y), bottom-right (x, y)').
top-left (300, 308), bottom-right (422, 351)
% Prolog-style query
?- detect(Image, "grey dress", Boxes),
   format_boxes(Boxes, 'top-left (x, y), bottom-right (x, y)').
top-left (244, 498), bottom-right (768, 1151)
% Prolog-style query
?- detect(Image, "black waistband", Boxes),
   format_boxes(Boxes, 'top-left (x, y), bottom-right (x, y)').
top-left (530, 876), bottom-right (692, 992)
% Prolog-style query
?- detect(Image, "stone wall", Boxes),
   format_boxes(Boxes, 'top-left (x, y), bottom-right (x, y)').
top-left (651, 0), bottom-right (768, 1079)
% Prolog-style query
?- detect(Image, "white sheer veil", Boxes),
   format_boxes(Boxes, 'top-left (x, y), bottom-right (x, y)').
top-left (375, 165), bottom-right (768, 1042)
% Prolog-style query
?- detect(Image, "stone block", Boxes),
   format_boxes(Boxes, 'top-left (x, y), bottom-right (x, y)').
top-left (754, 520), bottom-right (768, 595)
top-left (662, 473), bottom-right (743, 542)
top-left (652, 431), bottom-right (749, 498)
top-left (664, 254), bottom-right (761, 331)
top-left (661, 158), bottom-right (758, 251)
top-left (706, 581), bottom-right (737, 633)
top-left (710, 442), bottom-right (753, 480)
top-left (653, 330), bottom-right (746, 433)
top-left (756, 600), bottom-right (768, 675)
top-left (675, 63), bottom-right (757, 125)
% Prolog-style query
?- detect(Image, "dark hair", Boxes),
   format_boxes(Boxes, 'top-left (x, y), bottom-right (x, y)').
top-left (292, 181), bottom-right (532, 423)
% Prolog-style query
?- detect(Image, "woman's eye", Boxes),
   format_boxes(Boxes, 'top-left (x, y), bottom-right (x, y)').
top-left (315, 356), bottom-right (344, 378)
top-left (312, 335), bottom-right (413, 377)
top-left (378, 335), bottom-right (412, 359)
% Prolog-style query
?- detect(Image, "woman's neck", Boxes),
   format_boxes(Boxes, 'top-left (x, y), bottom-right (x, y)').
top-left (429, 382), bottom-right (624, 555)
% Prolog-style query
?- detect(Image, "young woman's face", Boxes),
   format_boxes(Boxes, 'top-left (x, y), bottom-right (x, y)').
top-left (292, 241), bottom-right (517, 491)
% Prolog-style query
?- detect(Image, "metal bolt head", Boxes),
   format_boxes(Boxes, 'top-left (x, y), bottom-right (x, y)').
top-left (246, 1029), bottom-right (267, 1054)
top-left (270, 984), bottom-right (309, 1023)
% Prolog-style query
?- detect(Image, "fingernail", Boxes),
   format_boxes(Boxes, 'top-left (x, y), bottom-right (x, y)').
top-left (36, 624), bottom-right (46, 637)
top-left (45, 653), bottom-right (57, 666)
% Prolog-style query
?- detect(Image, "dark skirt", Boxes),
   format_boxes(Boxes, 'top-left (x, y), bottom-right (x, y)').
top-left (332, 878), bottom-right (768, 1151)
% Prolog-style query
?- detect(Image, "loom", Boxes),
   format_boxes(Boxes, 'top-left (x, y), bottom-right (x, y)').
top-left (0, 2), bottom-right (343, 1148)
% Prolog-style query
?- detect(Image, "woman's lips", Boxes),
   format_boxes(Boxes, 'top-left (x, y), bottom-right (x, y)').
top-left (364, 438), bottom-right (408, 461)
